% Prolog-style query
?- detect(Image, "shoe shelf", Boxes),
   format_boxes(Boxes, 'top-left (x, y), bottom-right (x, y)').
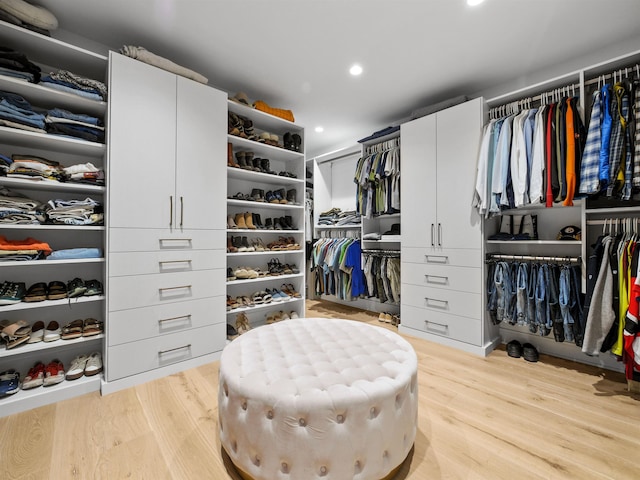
top-left (0, 334), bottom-right (103, 360)
top-left (227, 199), bottom-right (304, 210)
top-left (0, 76), bottom-right (107, 118)
top-left (486, 240), bottom-right (582, 245)
top-left (227, 273), bottom-right (304, 286)
top-left (227, 228), bottom-right (304, 234)
top-left (0, 295), bottom-right (105, 313)
top-left (229, 135), bottom-right (303, 163)
top-left (0, 177), bottom-right (105, 194)
top-left (0, 258), bottom-right (104, 268)
top-left (228, 99), bottom-right (302, 133)
top-left (227, 250), bottom-right (302, 257)
top-left (227, 167), bottom-right (304, 186)
top-left (315, 224), bottom-right (361, 230)
top-left (0, 373), bottom-right (101, 418)
top-left (227, 297), bottom-right (304, 315)
top-left (0, 126), bottom-right (105, 156)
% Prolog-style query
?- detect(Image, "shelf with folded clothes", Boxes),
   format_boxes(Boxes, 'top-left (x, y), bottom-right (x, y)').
top-left (0, 294), bottom-right (104, 312)
top-left (486, 239), bottom-right (581, 245)
top-left (0, 224), bottom-right (104, 231)
top-left (0, 75), bottom-right (106, 118)
top-left (0, 258), bottom-right (104, 267)
top-left (227, 166), bottom-right (304, 186)
top-left (0, 20), bottom-right (107, 80)
top-left (0, 333), bottom-right (103, 360)
top-left (0, 125), bottom-right (105, 156)
top-left (0, 176), bottom-right (105, 193)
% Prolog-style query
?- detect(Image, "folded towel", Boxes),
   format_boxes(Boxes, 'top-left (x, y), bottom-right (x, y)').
top-left (120, 45), bottom-right (207, 85)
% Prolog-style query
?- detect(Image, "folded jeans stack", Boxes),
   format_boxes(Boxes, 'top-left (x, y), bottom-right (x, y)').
top-left (0, 90), bottom-right (46, 132)
top-left (45, 108), bottom-right (105, 143)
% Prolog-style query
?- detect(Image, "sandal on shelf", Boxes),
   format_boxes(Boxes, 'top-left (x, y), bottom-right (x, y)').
top-left (44, 321), bottom-right (61, 342)
top-left (82, 318), bottom-right (103, 337)
top-left (28, 320), bottom-right (45, 343)
top-left (1, 319), bottom-right (31, 349)
top-left (235, 312), bottom-right (251, 335)
top-left (24, 282), bottom-right (47, 302)
top-left (84, 279), bottom-right (103, 296)
top-left (66, 278), bottom-right (87, 298)
top-left (61, 319), bottom-right (84, 340)
top-left (47, 280), bottom-right (67, 300)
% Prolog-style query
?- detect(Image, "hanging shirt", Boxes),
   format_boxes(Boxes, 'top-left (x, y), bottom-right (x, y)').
top-left (563, 97), bottom-right (577, 206)
top-left (598, 84), bottom-right (613, 187)
top-left (529, 105), bottom-right (546, 204)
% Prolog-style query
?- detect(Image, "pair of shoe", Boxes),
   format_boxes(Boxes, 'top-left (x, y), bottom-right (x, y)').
top-left (506, 340), bottom-right (539, 362)
top-left (22, 359), bottom-right (65, 389)
top-left (258, 131), bottom-right (280, 147)
top-left (235, 312), bottom-right (251, 335)
top-left (228, 212), bottom-right (259, 229)
top-left (0, 319), bottom-right (31, 349)
top-left (60, 318), bottom-right (103, 340)
top-left (489, 214), bottom-right (538, 241)
top-left (0, 369), bottom-right (20, 396)
top-left (283, 132), bottom-right (302, 152)
top-left (267, 236), bottom-right (301, 251)
top-left (228, 235), bottom-right (269, 252)
top-left (27, 320), bottom-right (67, 344)
top-left (228, 112), bottom-right (253, 138)
top-left (265, 287), bottom-right (290, 302)
top-left (266, 310), bottom-right (291, 324)
top-left (280, 283), bottom-right (301, 298)
top-left (265, 189), bottom-right (296, 204)
top-left (65, 352), bottom-right (102, 381)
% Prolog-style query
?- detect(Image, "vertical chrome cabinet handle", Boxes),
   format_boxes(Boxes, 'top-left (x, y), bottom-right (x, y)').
top-left (431, 224), bottom-right (435, 246)
top-left (180, 196), bottom-right (184, 227)
top-left (169, 195), bottom-right (173, 227)
top-left (438, 223), bottom-right (442, 246)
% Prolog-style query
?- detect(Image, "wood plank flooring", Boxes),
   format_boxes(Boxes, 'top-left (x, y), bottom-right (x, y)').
top-left (1, 299), bottom-right (638, 479)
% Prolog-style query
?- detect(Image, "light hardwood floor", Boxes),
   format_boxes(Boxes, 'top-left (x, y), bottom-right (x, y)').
top-left (1, 299), bottom-right (638, 479)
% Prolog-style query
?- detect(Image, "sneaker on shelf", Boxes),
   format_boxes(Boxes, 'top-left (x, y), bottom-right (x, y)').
top-left (0, 281), bottom-right (26, 305)
top-left (84, 352), bottom-right (103, 376)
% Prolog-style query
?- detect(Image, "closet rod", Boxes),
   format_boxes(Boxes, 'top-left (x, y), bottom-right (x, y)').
top-left (489, 81), bottom-right (580, 116)
top-left (487, 254), bottom-right (580, 264)
top-left (584, 63), bottom-right (640, 87)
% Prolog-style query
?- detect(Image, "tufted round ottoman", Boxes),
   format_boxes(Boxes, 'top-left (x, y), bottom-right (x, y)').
top-left (218, 317), bottom-right (418, 480)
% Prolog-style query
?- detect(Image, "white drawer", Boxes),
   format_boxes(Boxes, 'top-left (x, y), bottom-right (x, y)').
top-left (402, 284), bottom-right (481, 319)
top-left (106, 323), bottom-right (226, 381)
top-left (401, 247), bottom-right (481, 268)
top-left (401, 262), bottom-right (481, 294)
top-left (109, 228), bottom-right (225, 252)
top-left (108, 270), bottom-right (225, 311)
top-left (109, 249), bottom-right (225, 277)
top-left (401, 304), bottom-right (482, 345)
top-left (108, 296), bottom-right (225, 346)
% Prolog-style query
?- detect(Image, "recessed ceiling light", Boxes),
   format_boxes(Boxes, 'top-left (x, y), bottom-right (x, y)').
top-left (315, 126), bottom-right (324, 133)
top-left (467, 0), bottom-right (485, 6)
top-left (349, 64), bottom-right (363, 76)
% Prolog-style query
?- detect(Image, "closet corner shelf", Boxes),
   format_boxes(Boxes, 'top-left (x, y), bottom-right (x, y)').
top-left (0, 295), bottom-right (105, 313)
top-left (227, 229), bottom-right (303, 234)
top-left (228, 135), bottom-right (304, 162)
top-left (0, 333), bottom-right (104, 360)
top-left (486, 240), bottom-right (581, 245)
top-left (363, 236), bottom-right (401, 243)
top-left (227, 99), bottom-right (302, 132)
top-left (0, 76), bottom-right (107, 117)
top-left (0, 176), bottom-right (105, 194)
top-left (226, 296), bottom-right (303, 315)
top-left (227, 167), bottom-right (304, 185)
top-left (0, 258), bottom-right (104, 268)
top-left (227, 199), bottom-right (304, 210)
top-left (315, 224), bottom-right (361, 230)
top-left (227, 250), bottom-right (303, 257)
top-left (0, 126), bottom-right (105, 156)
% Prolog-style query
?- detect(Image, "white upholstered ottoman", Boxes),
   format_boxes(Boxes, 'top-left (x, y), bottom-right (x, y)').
top-left (218, 317), bottom-right (418, 480)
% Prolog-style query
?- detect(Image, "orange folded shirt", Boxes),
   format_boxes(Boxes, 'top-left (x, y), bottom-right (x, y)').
top-left (253, 100), bottom-right (295, 123)
top-left (0, 236), bottom-right (52, 254)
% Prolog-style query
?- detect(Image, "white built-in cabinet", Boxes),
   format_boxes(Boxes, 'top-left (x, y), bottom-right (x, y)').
top-left (400, 97), bottom-right (498, 355)
top-left (104, 52), bottom-right (226, 393)
top-left (0, 21), bottom-right (107, 417)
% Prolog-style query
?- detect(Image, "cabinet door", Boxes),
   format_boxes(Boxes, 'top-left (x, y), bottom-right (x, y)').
top-left (108, 52), bottom-right (177, 229)
top-left (401, 114), bottom-right (437, 248)
top-left (436, 97), bottom-right (483, 249)
top-left (176, 77), bottom-right (227, 230)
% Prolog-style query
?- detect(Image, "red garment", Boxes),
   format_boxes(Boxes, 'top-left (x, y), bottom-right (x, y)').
top-left (624, 245), bottom-right (640, 381)
top-left (0, 235), bottom-right (52, 254)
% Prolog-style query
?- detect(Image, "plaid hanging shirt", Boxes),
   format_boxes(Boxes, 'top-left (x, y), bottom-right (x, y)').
top-left (606, 84), bottom-right (625, 197)
top-left (579, 90), bottom-right (602, 195)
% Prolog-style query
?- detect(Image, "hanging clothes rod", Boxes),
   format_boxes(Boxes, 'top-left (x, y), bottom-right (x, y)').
top-left (584, 63), bottom-right (640, 87)
top-left (487, 254), bottom-right (581, 264)
top-left (362, 249), bottom-right (400, 257)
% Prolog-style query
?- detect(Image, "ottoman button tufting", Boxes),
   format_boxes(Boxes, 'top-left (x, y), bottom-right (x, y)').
top-left (266, 410), bottom-right (274, 419)
top-left (336, 414), bottom-right (344, 423)
top-left (319, 465), bottom-right (328, 476)
top-left (281, 462), bottom-right (289, 474)
top-left (298, 418), bottom-right (306, 426)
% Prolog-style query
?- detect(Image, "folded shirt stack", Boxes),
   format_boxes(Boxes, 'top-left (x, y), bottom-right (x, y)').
top-left (40, 70), bottom-right (108, 101)
top-left (0, 235), bottom-right (51, 261)
top-left (63, 162), bottom-right (105, 186)
top-left (0, 186), bottom-right (41, 224)
top-left (45, 108), bottom-right (105, 143)
top-left (0, 90), bottom-right (46, 133)
top-left (0, 46), bottom-right (41, 83)
top-left (43, 197), bottom-right (103, 226)
top-left (7, 154), bottom-right (65, 182)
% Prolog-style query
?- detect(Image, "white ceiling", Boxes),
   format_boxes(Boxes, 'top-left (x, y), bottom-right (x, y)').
top-left (32, 0), bottom-right (640, 158)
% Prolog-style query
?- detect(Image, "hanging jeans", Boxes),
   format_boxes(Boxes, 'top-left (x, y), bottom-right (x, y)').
top-left (486, 262), bottom-right (499, 324)
top-left (494, 262), bottom-right (508, 323)
top-left (516, 263), bottom-right (529, 326)
top-left (559, 266), bottom-right (575, 343)
top-left (548, 264), bottom-right (563, 341)
top-left (535, 265), bottom-right (551, 336)
top-left (569, 265), bottom-right (585, 347)
top-left (527, 263), bottom-right (538, 333)
top-left (503, 263), bottom-right (518, 325)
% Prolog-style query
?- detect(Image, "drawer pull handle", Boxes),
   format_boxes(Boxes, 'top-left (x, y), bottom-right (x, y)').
top-left (159, 238), bottom-right (193, 243)
top-left (158, 344), bottom-right (191, 355)
top-left (425, 297), bottom-right (449, 308)
top-left (158, 260), bottom-right (192, 265)
top-left (425, 255), bottom-right (448, 264)
top-left (425, 274), bottom-right (448, 284)
top-left (159, 285), bottom-right (192, 292)
top-left (158, 314), bottom-right (191, 324)
top-left (425, 320), bottom-right (449, 334)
